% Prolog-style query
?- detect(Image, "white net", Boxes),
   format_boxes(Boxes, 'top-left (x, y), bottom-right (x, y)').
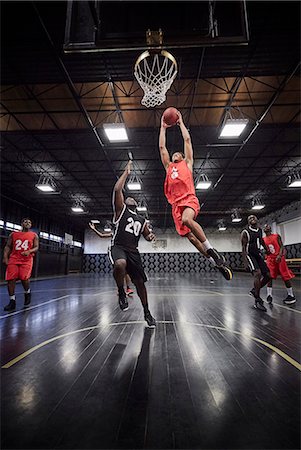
top-left (134, 50), bottom-right (178, 108)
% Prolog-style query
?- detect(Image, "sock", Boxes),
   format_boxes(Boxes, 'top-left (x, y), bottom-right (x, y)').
top-left (202, 239), bottom-right (213, 251)
top-left (9, 295), bottom-right (16, 301)
top-left (267, 287), bottom-right (272, 297)
top-left (209, 257), bottom-right (216, 266)
top-left (24, 289), bottom-right (30, 294)
top-left (287, 287), bottom-right (294, 297)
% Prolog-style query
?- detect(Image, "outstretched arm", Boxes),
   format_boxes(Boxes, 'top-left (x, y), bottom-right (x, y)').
top-left (159, 116), bottom-right (171, 170)
top-left (177, 111), bottom-right (193, 172)
top-left (89, 222), bottom-right (113, 238)
top-left (113, 160), bottom-right (132, 220)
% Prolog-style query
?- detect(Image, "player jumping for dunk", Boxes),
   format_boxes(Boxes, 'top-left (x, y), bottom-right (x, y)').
top-left (159, 110), bottom-right (233, 280)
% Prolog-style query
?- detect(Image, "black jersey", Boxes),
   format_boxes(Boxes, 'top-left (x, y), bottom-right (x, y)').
top-left (112, 205), bottom-right (146, 251)
top-left (243, 226), bottom-right (263, 256)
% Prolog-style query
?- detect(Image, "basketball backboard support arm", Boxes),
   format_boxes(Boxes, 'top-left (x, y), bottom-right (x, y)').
top-left (63, 1), bottom-right (250, 54)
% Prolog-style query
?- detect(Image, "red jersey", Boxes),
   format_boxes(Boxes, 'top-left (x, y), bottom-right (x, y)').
top-left (164, 160), bottom-right (196, 205)
top-left (263, 234), bottom-right (282, 259)
top-left (8, 231), bottom-right (37, 264)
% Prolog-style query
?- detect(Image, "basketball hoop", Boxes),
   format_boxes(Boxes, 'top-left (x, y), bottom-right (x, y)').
top-left (134, 50), bottom-right (178, 108)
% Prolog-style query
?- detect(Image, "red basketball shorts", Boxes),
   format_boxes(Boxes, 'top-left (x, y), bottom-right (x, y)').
top-left (265, 256), bottom-right (295, 281)
top-left (5, 261), bottom-right (33, 281)
top-left (172, 195), bottom-right (200, 236)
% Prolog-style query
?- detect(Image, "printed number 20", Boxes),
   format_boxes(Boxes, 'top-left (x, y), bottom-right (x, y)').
top-left (125, 218), bottom-right (142, 237)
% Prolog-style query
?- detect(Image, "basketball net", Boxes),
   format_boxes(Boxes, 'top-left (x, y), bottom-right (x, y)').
top-left (134, 50), bottom-right (178, 108)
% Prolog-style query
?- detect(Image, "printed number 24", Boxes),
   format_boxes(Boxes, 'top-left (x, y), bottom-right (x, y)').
top-left (15, 239), bottom-right (29, 251)
top-left (125, 218), bottom-right (142, 237)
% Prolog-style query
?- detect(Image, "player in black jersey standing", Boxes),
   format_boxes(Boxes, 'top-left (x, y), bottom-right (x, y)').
top-left (109, 160), bottom-right (156, 327)
top-left (241, 215), bottom-right (271, 311)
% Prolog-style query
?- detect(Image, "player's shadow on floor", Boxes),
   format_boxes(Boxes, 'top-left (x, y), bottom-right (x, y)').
top-left (116, 327), bottom-right (154, 445)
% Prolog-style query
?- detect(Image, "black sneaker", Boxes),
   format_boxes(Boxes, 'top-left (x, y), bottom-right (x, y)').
top-left (217, 264), bottom-right (233, 281)
top-left (254, 298), bottom-right (267, 312)
top-left (4, 299), bottom-right (16, 312)
top-left (283, 295), bottom-right (296, 305)
top-left (249, 288), bottom-right (256, 299)
top-left (207, 248), bottom-right (225, 267)
top-left (118, 292), bottom-right (129, 311)
top-left (24, 292), bottom-right (31, 306)
top-left (267, 295), bottom-right (273, 304)
top-left (144, 311), bottom-right (156, 328)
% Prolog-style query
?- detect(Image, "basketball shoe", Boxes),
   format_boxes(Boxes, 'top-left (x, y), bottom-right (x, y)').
top-left (144, 311), bottom-right (156, 328)
top-left (24, 292), bottom-right (31, 306)
top-left (207, 248), bottom-right (233, 280)
top-left (254, 298), bottom-right (267, 312)
top-left (4, 299), bottom-right (16, 312)
top-left (283, 295), bottom-right (296, 305)
top-left (118, 289), bottom-right (129, 311)
top-left (126, 287), bottom-right (134, 296)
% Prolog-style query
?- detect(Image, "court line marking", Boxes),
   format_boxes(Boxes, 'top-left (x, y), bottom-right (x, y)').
top-left (0, 295), bottom-right (70, 319)
top-left (0, 291), bottom-right (119, 320)
top-left (1, 288), bottom-right (299, 318)
top-left (2, 320), bottom-right (300, 372)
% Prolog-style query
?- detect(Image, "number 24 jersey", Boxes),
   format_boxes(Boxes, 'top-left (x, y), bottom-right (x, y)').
top-left (8, 231), bottom-right (37, 264)
top-left (112, 206), bottom-right (146, 251)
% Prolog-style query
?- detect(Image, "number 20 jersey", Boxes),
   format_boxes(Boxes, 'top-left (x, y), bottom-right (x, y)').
top-left (8, 231), bottom-right (37, 264)
top-left (112, 205), bottom-right (146, 251)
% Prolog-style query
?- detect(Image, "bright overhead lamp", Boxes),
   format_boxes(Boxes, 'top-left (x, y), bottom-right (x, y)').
top-left (251, 197), bottom-right (265, 210)
top-left (219, 108), bottom-right (248, 139)
top-left (127, 182), bottom-right (142, 191)
top-left (288, 172), bottom-right (301, 188)
top-left (218, 220), bottom-right (227, 231)
top-left (103, 123), bottom-right (129, 142)
top-left (35, 174), bottom-right (56, 192)
top-left (137, 199), bottom-right (148, 212)
top-left (231, 209), bottom-right (242, 223)
top-left (127, 174), bottom-right (142, 191)
top-left (91, 219), bottom-right (100, 224)
top-left (196, 173), bottom-right (212, 190)
top-left (219, 118), bottom-right (248, 138)
top-left (137, 205), bottom-right (147, 212)
top-left (71, 206), bottom-right (84, 213)
top-left (104, 226), bottom-right (112, 232)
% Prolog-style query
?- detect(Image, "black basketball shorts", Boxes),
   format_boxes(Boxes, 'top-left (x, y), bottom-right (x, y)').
top-left (108, 245), bottom-right (147, 283)
top-left (246, 253), bottom-right (269, 275)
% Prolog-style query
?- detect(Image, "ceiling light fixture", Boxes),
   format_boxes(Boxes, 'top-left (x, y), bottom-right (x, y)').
top-left (288, 172), bottom-right (301, 188)
top-left (218, 220), bottom-right (227, 231)
top-left (137, 199), bottom-right (148, 212)
top-left (196, 173), bottom-right (212, 190)
top-left (127, 174), bottom-right (142, 191)
top-left (103, 123), bottom-right (129, 142)
top-left (35, 174), bottom-right (56, 192)
top-left (219, 108), bottom-right (248, 138)
top-left (91, 219), bottom-right (100, 224)
top-left (231, 209), bottom-right (242, 223)
top-left (251, 197), bottom-right (265, 210)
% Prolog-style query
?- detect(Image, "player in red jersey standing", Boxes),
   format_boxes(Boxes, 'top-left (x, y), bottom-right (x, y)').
top-left (3, 218), bottom-right (39, 312)
top-left (263, 224), bottom-right (296, 305)
top-left (159, 110), bottom-right (232, 280)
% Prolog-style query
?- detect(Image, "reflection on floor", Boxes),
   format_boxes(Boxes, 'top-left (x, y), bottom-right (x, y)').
top-left (1, 273), bottom-right (300, 449)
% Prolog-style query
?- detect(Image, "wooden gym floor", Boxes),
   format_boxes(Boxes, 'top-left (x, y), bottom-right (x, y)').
top-left (1, 273), bottom-right (300, 449)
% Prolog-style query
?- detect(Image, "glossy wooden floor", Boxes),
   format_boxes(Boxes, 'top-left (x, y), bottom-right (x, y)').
top-left (1, 273), bottom-right (300, 450)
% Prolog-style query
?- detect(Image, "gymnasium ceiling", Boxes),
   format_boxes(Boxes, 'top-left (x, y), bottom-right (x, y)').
top-left (1, 1), bottom-right (300, 233)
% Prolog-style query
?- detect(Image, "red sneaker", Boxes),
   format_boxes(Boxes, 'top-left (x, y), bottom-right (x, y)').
top-left (126, 288), bottom-right (134, 296)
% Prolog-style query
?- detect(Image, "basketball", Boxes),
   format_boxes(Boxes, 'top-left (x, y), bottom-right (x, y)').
top-left (163, 107), bottom-right (179, 126)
